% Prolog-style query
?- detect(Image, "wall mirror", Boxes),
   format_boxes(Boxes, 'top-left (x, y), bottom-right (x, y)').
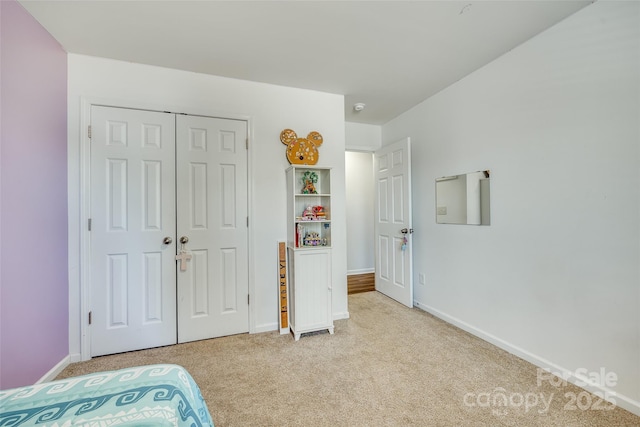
top-left (435, 170), bottom-right (490, 225)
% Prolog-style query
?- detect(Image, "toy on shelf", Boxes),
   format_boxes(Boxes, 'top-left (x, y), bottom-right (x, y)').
top-left (302, 206), bottom-right (315, 220)
top-left (298, 205), bottom-right (326, 221)
top-left (303, 231), bottom-right (322, 246)
top-left (296, 224), bottom-right (303, 247)
top-left (300, 170), bottom-right (318, 194)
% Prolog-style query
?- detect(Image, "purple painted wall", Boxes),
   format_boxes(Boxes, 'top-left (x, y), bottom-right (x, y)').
top-left (0, 0), bottom-right (68, 389)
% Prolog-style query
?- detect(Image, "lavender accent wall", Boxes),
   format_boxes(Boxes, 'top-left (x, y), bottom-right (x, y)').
top-left (0, 0), bottom-right (68, 389)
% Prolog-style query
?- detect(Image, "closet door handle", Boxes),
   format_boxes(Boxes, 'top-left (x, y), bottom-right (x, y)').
top-left (163, 237), bottom-right (173, 245)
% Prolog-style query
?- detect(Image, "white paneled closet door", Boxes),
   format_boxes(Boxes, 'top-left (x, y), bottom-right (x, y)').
top-left (90, 106), bottom-right (177, 357)
top-left (176, 115), bottom-right (249, 343)
top-left (90, 107), bottom-right (249, 357)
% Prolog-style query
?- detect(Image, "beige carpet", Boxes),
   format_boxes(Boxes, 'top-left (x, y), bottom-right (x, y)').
top-left (57, 292), bottom-right (639, 426)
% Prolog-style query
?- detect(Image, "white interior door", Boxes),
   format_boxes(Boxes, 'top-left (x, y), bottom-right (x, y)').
top-left (90, 107), bottom-right (249, 356)
top-left (176, 115), bottom-right (249, 342)
top-left (374, 138), bottom-right (413, 307)
top-left (90, 106), bottom-right (177, 356)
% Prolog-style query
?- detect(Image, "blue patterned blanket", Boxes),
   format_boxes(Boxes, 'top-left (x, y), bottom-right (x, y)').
top-left (0, 364), bottom-right (214, 426)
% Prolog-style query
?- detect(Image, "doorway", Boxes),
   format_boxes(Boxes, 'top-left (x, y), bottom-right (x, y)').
top-left (89, 105), bottom-right (249, 356)
top-left (345, 139), bottom-right (414, 307)
top-left (345, 151), bottom-right (375, 294)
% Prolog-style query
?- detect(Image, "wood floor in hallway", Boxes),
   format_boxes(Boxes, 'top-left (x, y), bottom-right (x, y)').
top-left (347, 272), bottom-right (374, 295)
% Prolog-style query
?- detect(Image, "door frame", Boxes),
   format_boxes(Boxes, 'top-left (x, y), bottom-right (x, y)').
top-left (73, 97), bottom-right (255, 361)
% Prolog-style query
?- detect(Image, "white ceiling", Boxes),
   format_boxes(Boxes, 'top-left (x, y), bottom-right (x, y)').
top-left (19, 0), bottom-right (592, 125)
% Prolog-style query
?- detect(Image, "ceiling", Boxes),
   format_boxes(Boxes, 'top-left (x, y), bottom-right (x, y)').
top-left (19, 0), bottom-right (592, 125)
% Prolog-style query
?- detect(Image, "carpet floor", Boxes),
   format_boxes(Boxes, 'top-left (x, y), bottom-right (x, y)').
top-left (57, 292), bottom-right (639, 426)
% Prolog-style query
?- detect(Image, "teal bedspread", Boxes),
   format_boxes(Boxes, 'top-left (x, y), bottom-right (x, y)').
top-left (0, 364), bottom-right (214, 426)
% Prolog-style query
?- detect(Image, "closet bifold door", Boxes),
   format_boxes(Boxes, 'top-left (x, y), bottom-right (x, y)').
top-left (175, 115), bottom-right (250, 343)
top-left (90, 106), bottom-right (177, 357)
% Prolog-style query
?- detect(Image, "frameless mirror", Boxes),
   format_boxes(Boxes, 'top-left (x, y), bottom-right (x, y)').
top-left (436, 170), bottom-right (490, 225)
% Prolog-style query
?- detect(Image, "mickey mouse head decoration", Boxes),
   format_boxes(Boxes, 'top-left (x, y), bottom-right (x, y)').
top-left (280, 129), bottom-right (323, 165)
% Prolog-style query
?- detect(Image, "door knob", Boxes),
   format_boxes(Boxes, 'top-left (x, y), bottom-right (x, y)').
top-left (400, 228), bottom-right (414, 234)
top-left (163, 237), bottom-right (173, 244)
top-left (180, 236), bottom-right (189, 244)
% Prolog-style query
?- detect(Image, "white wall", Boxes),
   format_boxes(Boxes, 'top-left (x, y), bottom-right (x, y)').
top-left (67, 55), bottom-right (348, 359)
top-left (345, 151), bottom-right (374, 274)
top-left (383, 1), bottom-right (640, 414)
top-left (345, 122), bottom-right (381, 151)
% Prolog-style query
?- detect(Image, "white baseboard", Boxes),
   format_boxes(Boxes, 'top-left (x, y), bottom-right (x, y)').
top-left (36, 355), bottom-right (71, 384)
top-left (347, 268), bottom-right (374, 276)
top-left (333, 311), bottom-right (350, 321)
top-left (413, 299), bottom-right (640, 417)
top-left (254, 322), bottom-right (278, 334)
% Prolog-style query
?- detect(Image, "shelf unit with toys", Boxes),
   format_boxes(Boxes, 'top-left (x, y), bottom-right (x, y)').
top-left (285, 166), bottom-right (334, 340)
top-left (286, 166), bottom-right (332, 249)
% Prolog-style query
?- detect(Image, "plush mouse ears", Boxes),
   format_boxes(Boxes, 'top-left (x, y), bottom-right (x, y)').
top-left (307, 131), bottom-right (323, 146)
top-left (280, 129), bottom-right (297, 145)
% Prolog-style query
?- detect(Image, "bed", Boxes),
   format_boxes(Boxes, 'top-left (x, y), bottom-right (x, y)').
top-left (0, 364), bottom-right (214, 426)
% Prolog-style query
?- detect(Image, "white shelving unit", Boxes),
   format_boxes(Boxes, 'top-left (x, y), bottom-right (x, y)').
top-left (286, 166), bottom-right (334, 340)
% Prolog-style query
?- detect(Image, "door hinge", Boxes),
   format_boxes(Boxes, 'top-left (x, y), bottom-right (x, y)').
top-left (88, 125), bottom-right (92, 139)
top-left (88, 311), bottom-right (92, 325)
top-left (246, 138), bottom-right (248, 150)
top-left (246, 217), bottom-right (249, 227)
top-left (88, 218), bottom-right (92, 231)
top-left (247, 294), bottom-right (250, 305)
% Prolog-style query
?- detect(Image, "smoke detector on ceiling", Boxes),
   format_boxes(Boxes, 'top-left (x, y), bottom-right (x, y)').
top-left (353, 103), bottom-right (366, 112)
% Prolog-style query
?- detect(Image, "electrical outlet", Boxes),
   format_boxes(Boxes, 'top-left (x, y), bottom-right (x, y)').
top-left (418, 273), bottom-right (425, 285)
